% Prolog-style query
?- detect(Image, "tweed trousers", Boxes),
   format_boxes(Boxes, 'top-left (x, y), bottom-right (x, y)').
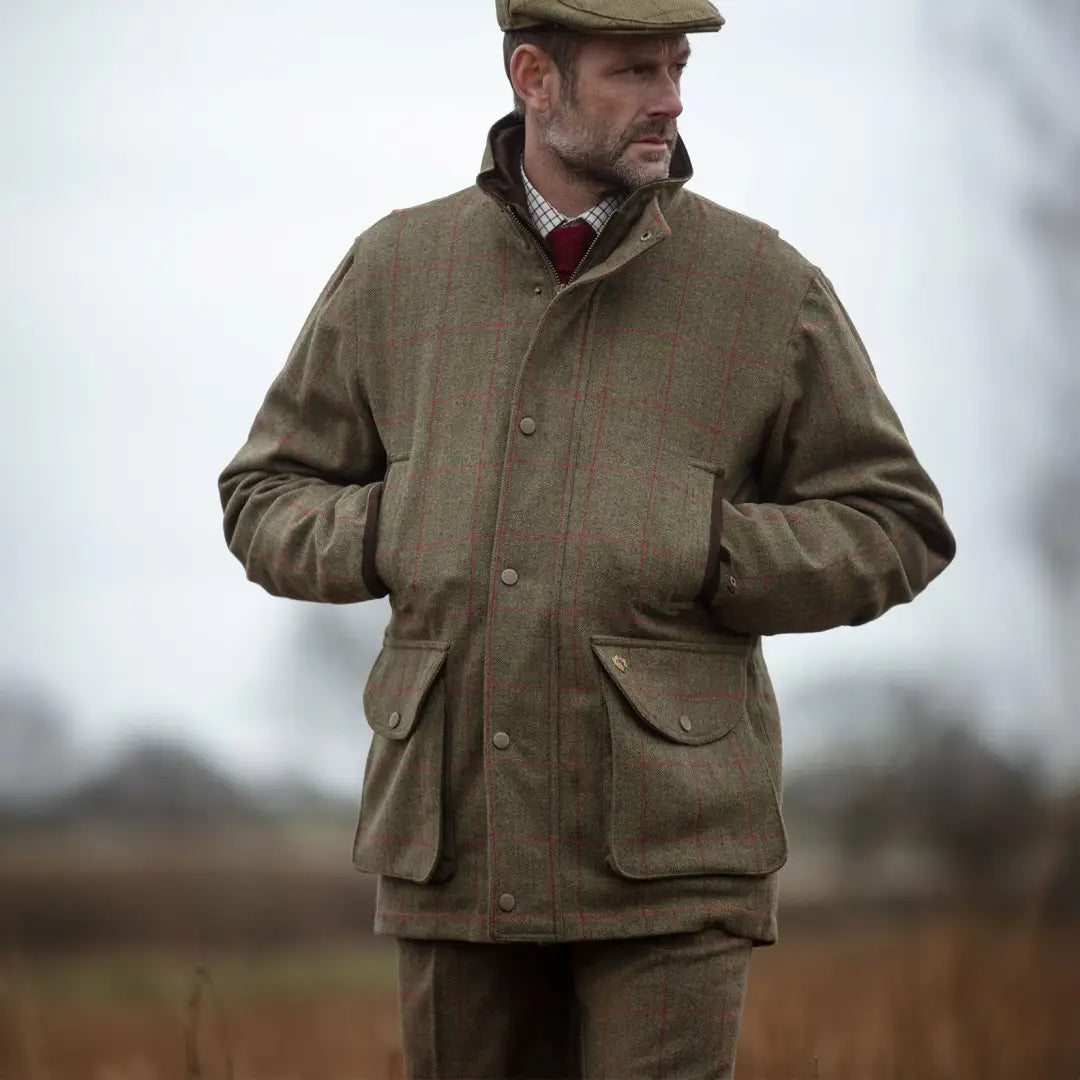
top-left (396, 928), bottom-right (752, 1079)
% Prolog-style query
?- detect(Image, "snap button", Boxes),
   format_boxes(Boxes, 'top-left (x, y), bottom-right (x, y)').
top-left (640, 230), bottom-right (652, 242)
top-left (388, 711), bottom-right (401, 729)
top-left (679, 715), bottom-right (693, 733)
top-left (493, 731), bottom-right (510, 750)
top-left (498, 893), bottom-right (516, 912)
top-left (501, 568), bottom-right (519, 586)
top-left (519, 417), bottom-right (536, 436)
top-left (533, 285), bottom-right (543, 295)
top-left (727, 575), bottom-right (739, 594)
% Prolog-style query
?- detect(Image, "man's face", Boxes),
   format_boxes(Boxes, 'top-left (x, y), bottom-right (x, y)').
top-left (539, 34), bottom-right (690, 192)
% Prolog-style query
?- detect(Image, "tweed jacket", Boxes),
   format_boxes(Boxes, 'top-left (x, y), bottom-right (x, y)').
top-left (219, 113), bottom-right (956, 945)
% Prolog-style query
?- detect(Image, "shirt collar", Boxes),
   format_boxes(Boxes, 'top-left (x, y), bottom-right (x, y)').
top-left (521, 157), bottom-right (623, 239)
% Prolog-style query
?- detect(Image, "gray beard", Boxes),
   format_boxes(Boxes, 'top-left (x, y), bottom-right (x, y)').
top-left (541, 109), bottom-right (674, 194)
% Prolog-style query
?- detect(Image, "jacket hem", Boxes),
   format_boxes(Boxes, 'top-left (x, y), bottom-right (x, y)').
top-left (373, 902), bottom-right (778, 947)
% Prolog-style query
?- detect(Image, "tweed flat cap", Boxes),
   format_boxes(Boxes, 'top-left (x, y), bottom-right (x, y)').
top-left (496, 0), bottom-right (725, 34)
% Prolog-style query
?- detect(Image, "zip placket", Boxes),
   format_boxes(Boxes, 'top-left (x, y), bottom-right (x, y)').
top-left (501, 203), bottom-right (621, 296)
top-left (494, 195), bottom-right (663, 387)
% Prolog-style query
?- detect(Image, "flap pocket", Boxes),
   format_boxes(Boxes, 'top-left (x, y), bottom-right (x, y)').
top-left (591, 635), bottom-right (747, 745)
top-left (363, 638), bottom-right (449, 740)
top-left (354, 638), bottom-right (451, 883)
top-left (591, 633), bottom-right (787, 881)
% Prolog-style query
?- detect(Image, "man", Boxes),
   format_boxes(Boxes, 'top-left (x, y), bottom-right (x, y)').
top-left (218, 1), bottom-right (956, 1075)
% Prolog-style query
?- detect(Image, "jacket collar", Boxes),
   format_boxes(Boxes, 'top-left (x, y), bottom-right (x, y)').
top-left (476, 112), bottom-right (694, 265)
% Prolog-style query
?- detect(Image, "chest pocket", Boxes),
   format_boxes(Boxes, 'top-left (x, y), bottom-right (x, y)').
top-left (591, 634), bottom-right (788, 880)
top-left (352, 638), bottom-right (450, 883)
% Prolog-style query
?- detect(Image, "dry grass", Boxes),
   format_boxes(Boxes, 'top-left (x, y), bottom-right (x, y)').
top-left (738, 915), bottom-right (1080, 1078)
top-left (2, 917), bottom-right (1077, 1079)
top-left (1, 834), bottom-right (1077, 1078)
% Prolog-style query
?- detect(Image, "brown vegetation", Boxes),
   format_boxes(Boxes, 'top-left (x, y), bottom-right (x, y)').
top-left (1, 835), bottom-right (1077, 1080)
top-left (3, 917), bottom-right (1078, 1079)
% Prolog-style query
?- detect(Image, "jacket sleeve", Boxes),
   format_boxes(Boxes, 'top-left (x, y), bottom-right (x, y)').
top-left (217, 242), bottom-right (389, 603)
top-left (701, 269), bottom-right (956, 635)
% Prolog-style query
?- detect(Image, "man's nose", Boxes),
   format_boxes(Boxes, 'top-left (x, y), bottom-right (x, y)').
top-left (648, 76), bottom-right (684, 121)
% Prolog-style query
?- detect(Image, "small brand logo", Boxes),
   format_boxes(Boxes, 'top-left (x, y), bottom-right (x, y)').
top-left (612, 656), bottom-right (628, 672)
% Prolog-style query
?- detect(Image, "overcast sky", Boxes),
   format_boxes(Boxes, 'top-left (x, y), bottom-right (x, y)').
top-left (1, 0), bottom-right (1067, 793)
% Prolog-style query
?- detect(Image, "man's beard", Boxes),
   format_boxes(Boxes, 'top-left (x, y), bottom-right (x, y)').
top-left (540, 92), bottom-right (676, 193)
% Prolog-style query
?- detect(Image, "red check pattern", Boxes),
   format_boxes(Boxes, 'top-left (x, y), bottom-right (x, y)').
top-left (219, 119), bottom-right (954, 947)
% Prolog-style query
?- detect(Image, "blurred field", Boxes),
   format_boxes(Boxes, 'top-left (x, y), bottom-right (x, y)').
top-left (2, 832), bottom-right (1078, 1079)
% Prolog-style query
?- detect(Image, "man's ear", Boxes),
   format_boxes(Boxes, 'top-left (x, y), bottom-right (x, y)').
top-left (509, 43), bottom-right (556, 114)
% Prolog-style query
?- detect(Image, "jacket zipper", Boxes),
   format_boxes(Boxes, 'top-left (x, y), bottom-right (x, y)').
top-left (501, 205), bottom-right (562, 291)
top-left (565, 217), bottom-right (612, 286)
top-left (501, 203), bottom-right (621, 295)
top-left (493, 200), bottom-right (643, 403)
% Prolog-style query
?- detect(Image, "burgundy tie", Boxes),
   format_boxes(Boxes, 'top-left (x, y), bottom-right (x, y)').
top-left (546, 220), bottom-right (596, 284)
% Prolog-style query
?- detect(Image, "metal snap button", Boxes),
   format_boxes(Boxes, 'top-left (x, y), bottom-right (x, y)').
top-left (533, 285), bottom-right (543, 295)
top-left (519, 417), bottom-right (536, 436)
top-left (727, 575), bottom-right (739, 594)
top-left (501, 568), bottom-right (519, 586)
top-left (498, 893), bottom-right (516, 912)
top-left (493, 732), bottom-right (510, 750)
top-left (640, 230), bottom-right (652, 242)
top-left (388, 711), bottom-right (401, 729)
top-left (679, 715), bottom-right (693, 733)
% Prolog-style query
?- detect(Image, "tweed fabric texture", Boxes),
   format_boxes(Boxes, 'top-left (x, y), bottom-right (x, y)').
top-left (496, 0), bottom-right (725, 34)
top-left (219, 113), bottom-right (955, 946)
top-left (397, 927), bottom-right (751, 1079)
top-left (354, 639), bottom-right (451, 882)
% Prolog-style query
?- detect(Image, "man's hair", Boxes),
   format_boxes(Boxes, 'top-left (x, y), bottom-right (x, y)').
top-left (503, 25), bottom-right (582, 115)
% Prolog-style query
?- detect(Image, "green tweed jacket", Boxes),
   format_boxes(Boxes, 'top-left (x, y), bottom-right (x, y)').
top-left (219, 113), bottom-right (955, 945)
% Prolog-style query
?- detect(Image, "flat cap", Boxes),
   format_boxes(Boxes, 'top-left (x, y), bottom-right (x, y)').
top-left (496, 0), bottom-right (725, 35)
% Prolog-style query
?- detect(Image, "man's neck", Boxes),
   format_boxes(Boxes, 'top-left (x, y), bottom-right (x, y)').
top-left (522, 124), bottom-right (610, 219)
